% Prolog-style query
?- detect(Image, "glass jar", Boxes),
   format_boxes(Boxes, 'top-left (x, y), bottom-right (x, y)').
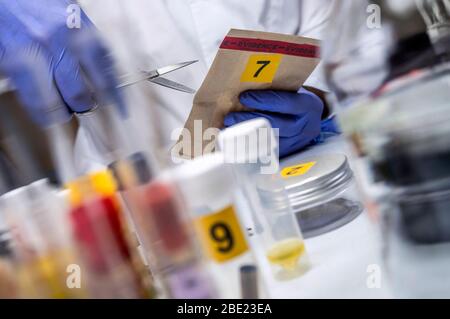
top-left (339, 67), bottom-right (450, 297)
top-left (280, 153), bottom-right (363, 239)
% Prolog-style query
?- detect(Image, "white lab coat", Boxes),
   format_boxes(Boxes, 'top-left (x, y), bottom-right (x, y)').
top-left (77, 0), bottom-right (334, 168)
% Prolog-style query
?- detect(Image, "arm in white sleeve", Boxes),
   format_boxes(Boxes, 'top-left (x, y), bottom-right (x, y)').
top-left (298, 0), bottom-right (336, 92)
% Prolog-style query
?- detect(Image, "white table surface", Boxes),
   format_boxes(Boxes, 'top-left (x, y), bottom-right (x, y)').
top-left (249, 136), bottom-right (394, 299)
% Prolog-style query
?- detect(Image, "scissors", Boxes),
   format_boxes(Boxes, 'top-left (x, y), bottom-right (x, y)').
top-left (117, 60), bottom-right (198, 94)
top-left (0, 60), bottom-right (198, 95)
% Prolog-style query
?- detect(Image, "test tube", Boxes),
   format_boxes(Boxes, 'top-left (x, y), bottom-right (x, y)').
top-left (67, 171), bottom-right (150, 298)
top-left (171, 153), bottom-right (259, 299)
top-left (112, 157), bottom-right (218, 299)
top-left (0, 180), bottom-right (83, 298)
top-left (0, 200), bottom-right (18, 298)
top-left (218, 118), bottom-right (309, 280)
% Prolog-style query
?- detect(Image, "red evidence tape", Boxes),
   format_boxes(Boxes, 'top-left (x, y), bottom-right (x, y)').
top-left (220, 36), bottom-right (320, 58)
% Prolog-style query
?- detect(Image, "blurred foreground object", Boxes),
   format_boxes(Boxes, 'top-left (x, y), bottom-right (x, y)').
top-left (0, 210), bottom-right (17, 298)
top-left (172, 153), bottom-right (261, 298)
top-left (324, 1), bottom-right (450, 298)
top-left (322, 0), bottom-right (449, 109)
top-left (339, 67), bottom-right (450, 298)
top-left (417, 0), bottom-right (450, 59)
top-left (0, 180), bottom-right (84, 298)
top-left (111, 156), bottom-right (218, 299)
top-left (67, 171), bottom-right (153, 298)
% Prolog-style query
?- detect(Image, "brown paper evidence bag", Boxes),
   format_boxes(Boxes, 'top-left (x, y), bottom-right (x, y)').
top-left (177, 29), bottom-right (321, 158)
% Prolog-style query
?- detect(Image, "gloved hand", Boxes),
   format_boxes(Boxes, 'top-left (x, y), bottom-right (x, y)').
top-left (0, 0), bottom-right (123, 126)
top-left (224, 88), bottom-right (324, 157)
top-left (310, 115), bottom-right (341, 145)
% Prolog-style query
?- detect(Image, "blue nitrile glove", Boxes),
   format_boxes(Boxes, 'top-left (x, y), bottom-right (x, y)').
top-left (0, 0), bottom-right (124, 126)
top-left (310, 115), bottom-right (342, 145)
top-left (224, 88), bottom-right (324, 157)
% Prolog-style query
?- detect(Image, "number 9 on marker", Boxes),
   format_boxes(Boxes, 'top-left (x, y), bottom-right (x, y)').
top-left (241, 54), bottom-right (282, 83)
top-left (194, 206), bottom-right (249, 263)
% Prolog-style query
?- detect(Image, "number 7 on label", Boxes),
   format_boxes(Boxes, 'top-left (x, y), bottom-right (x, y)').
top-left (241, 54), bottom-right (282, 83)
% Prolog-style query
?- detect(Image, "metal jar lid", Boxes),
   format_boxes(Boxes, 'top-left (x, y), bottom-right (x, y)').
top-left (281, 153), bottom-right (354, 210)
top-left (257, 153), bottom-right (362, 238)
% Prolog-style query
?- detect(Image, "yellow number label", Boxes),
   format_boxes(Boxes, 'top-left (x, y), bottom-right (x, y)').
top-left (281, 161), bottom-right (317, 178)
top-left (241, 54), bottom-right (282, 83)
top-left (194, 206), bottom-right (249, 263)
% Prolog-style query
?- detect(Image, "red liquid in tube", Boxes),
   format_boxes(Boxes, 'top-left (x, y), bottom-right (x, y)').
top-left (70, 195), bottom-right (145, 298)
top-left (145, 182), bottom-right (189, 254)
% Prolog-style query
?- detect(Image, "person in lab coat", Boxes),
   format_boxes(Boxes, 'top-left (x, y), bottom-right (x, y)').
top-left (0, 0), bottom-right (336, 168)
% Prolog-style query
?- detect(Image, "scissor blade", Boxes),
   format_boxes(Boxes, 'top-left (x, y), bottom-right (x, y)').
top-left (117, 71), bottom-right (158, 89)
top-left (149, 77), bottom-right (196, 94)
top-left (117, 60), bottom-right (198, 89)
top-left (156, 60), bottom-right (198, 77)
